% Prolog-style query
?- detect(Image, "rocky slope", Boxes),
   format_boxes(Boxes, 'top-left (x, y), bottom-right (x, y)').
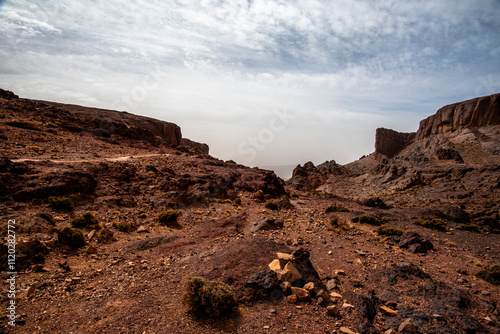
top-left (1, 89), bottom-right (499, 334)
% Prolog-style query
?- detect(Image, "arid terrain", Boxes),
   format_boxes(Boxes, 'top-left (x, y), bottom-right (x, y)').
top-left (0, 88), bottom-right (499, 334)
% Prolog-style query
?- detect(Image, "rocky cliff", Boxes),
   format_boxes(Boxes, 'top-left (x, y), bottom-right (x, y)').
top-left (416, 93), bottom-right (500, 140)
top-left (28, 97), bottom-right (208, 153)
top-left (374, 128), bottom-right (415, 158)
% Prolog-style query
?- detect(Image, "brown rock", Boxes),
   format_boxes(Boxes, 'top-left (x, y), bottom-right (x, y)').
top-left (340, 327), bottom-right (357, 334)
top-left (380, 305), bottom-right (398, 316)
top-left (416, 93), bottom-right (500, 140)
top-left (287, 294), bottom-right (298, 304)
top-left (86, 245), bottom-right (97, 254)
top-left (375, 128), bottom-right (416, 158)
top-left (303, 282), bottom-right (314, 291)
top-left (290, 287), bottom-right (310, 300)
top-left (398, 318), bottom-right (419, 333)
top-left (326, 305), bottom-right (340, 317)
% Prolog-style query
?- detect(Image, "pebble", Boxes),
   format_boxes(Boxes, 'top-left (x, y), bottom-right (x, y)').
top-left (340, 326), bottom-right (357, 334)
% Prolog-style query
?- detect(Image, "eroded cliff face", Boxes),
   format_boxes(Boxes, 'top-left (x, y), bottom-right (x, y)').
top-left (374, 128), bottom-right (416, 158)
top-left (35, 99), bottom-right (208, 151)
top-left (416, 93), bottom-right (500, 140)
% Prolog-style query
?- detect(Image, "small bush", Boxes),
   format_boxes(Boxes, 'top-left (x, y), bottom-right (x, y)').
top-left (57, 227), bottom-right (86, 249)
top-left (413, 219), bottom-right (447, 232)
top-left (112, 221), bottom-right (133, 233)
top-left (362, 197), bottom-right (388, 209)
top-left (445, 241), bottom-right (457, 247)
top-left (48, 196), bottom-right (74, 211)
top-left (158, 210), bottom-right (181, 228)
top-left (234, 198), bottom-right (242, 205)
top-left (38, 212), bottom-right (56, 226)
top-left (224, 199), bottom-right (232, 204)
top-left (325, 205), bottom-right (350, 213)
top-left (476, 265), bottom-right (500, 285)
top-left (353, 215), bottom-right (385, 226)
top-left (139, 212), bottom-right (148, 219)
top-left (182, 277), bottom-right (238, 319)
top-left (377, 225), bottom-right (405, 236)
top-left (330, 216), bottom-right (350, 230)
top-left (70, 212), bottom-right (100, 229)
top-left (456, 224), bottom-right (481, 233)
top-left (0, 133), bottom-right (7, 140)
top-left (27, 145), bottom-right (41, 152)
top-left (264, 200), bottom-right (279, 211)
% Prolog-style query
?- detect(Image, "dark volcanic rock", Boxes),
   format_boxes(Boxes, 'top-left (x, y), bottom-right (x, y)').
top-left (398, 232), bottom-right (434, 253)
top-left (181, 138), bottom-right (209, 154)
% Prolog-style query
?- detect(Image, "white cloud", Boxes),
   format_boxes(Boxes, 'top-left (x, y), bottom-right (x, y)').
top-left (0, 0), bottom-right (499, 167)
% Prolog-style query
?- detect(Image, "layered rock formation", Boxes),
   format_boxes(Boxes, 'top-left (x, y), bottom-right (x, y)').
top-left (416, 93), bottom-right (500, 140)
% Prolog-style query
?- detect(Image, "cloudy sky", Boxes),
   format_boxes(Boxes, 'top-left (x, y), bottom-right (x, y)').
top-left (1, 0), bottom-right (500, 171)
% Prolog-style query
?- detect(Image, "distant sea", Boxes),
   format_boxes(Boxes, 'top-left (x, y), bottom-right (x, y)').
top-left (259, 165), bottom-right (297, 181)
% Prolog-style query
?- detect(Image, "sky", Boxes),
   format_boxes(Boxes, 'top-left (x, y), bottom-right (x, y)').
top-left (1, 0), bottom-right (500, 170)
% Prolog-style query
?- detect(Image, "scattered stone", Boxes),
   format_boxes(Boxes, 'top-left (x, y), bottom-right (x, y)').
top-left (380, 305), bottom-right (398, 316)
top-left (31, 264), bottom-right (48, 272)
top-left (303, 282), bottom-right (314, 291)
top-left (87, 230), bottom-right (96, 241)
top-left (398, 318), bottom-right (419, 333)
top-left (276, 252), bottom-right (294, 261)
top-left (59, 261), bottom-right (71, 272)
top-left (136, 225), bottom-right (150, 233)
top-left (326, 279), bottom-right (337, 290)
top-left (326, 305), bottom-right (340, 317)
top-left (398, 232), bottom-right (434, 254)
top-left (268, 259), bottom-right (285, 272)
top-left (334, 270), bottom-right (346, 276)
top-left (340, 326), bottom-right (357, 334)
top-left (342, 302), bottom-right (354, 309)
top-left (290, 287), bottom-right (310, 300)
top-left (330, 292), bottom-right (343, 300)
top-left (287, 294), bottom-right (298, 304)
top-left (86, 245), bottom-right (97, 254)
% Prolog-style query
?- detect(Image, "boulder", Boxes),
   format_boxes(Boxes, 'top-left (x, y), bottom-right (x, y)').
top-left (398, 232), bottom-right (434, 253)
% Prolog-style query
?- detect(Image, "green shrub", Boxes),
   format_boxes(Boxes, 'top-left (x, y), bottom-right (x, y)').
top-left (476, 265), bottom-right (500, 285)
top-left (264, 200), bottom-right (279, 211)
top-left (70, 212), bottom-right (100, 229)
top-left (456, 224), bottom-right (481, 233)
top-left (38, 212), bottom-right (56, 226)
top-left (325, 205), bottom-right (350, 213)
top-left (353, 215), bottom-right (385, 226)
top-left (182, 277), bottom-right (238, 319)
top-left (112, 221), bottom-right (133, 233)
top-left (48, 196), bottom-right (74, 211)
top-left (158, 210), bottom-right (181, 228)
top-left (377, 225), bottom-right (405, 236)
top-left (57, 227), bottom-right (86, 249)
top-left (413, 219), bottom-right (447, 232)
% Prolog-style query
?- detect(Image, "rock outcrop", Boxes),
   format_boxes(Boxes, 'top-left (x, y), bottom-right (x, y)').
top-left (374, 128), bottom-right (415, 158)
top-left (181, 138), bottom-right (210, 154)
top-left (416, 93), bottom-right (500, 140)
top-left (287, 160), bottom-right (347, 191)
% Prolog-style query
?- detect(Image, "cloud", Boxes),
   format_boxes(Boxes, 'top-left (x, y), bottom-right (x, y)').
top-left (1, 0), bottom-right (499, 167)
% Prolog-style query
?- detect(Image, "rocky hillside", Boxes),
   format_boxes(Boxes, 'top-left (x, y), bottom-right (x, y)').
top-left (1, 89), bottom-right (499, 334)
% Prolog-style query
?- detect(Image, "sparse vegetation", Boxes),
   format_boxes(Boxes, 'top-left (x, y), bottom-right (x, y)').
top-left (325, 204), bottom-right (350, 213)
top-left (445, 241), bottom-right (457, 247)
top-left (377, 225), bottom-right (405, 236)
top-left (158, 210), bottom-right (181, 228)
top-left (70, 212), bottom-right (100, 229)
top-left (182, 277), bottom-right (238, 319)
top-left (139, 212), bottom-right (148, 219)
top-left (456, 224), bottom-right (481, 233)
top-left (38, 212), bottom-right (56, 226)
top-left (48, 196), bottom-right (74, 211)
top-left (330, 216), bottom-right (350, 230)
top-left (57, 227), bottom-right (86, 249)
top-left (264, 200), bottom-right (279, 210)
top-left (27, 145), bottom-right (42, 152)
top-left (362, 197), bottom-right (388, 209)
top-left (234, 198), bottom-right (242, 205)
top-left (352, 215), bottom-right (386, 226)
top-left (476, 265), bottom-right (500, 285)
top-left (413, 218), bottom-right (447, 232)
top-left (112, 221), bottom-right (134, 233)
top-left (0, 133), bottom-right (7, 140)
